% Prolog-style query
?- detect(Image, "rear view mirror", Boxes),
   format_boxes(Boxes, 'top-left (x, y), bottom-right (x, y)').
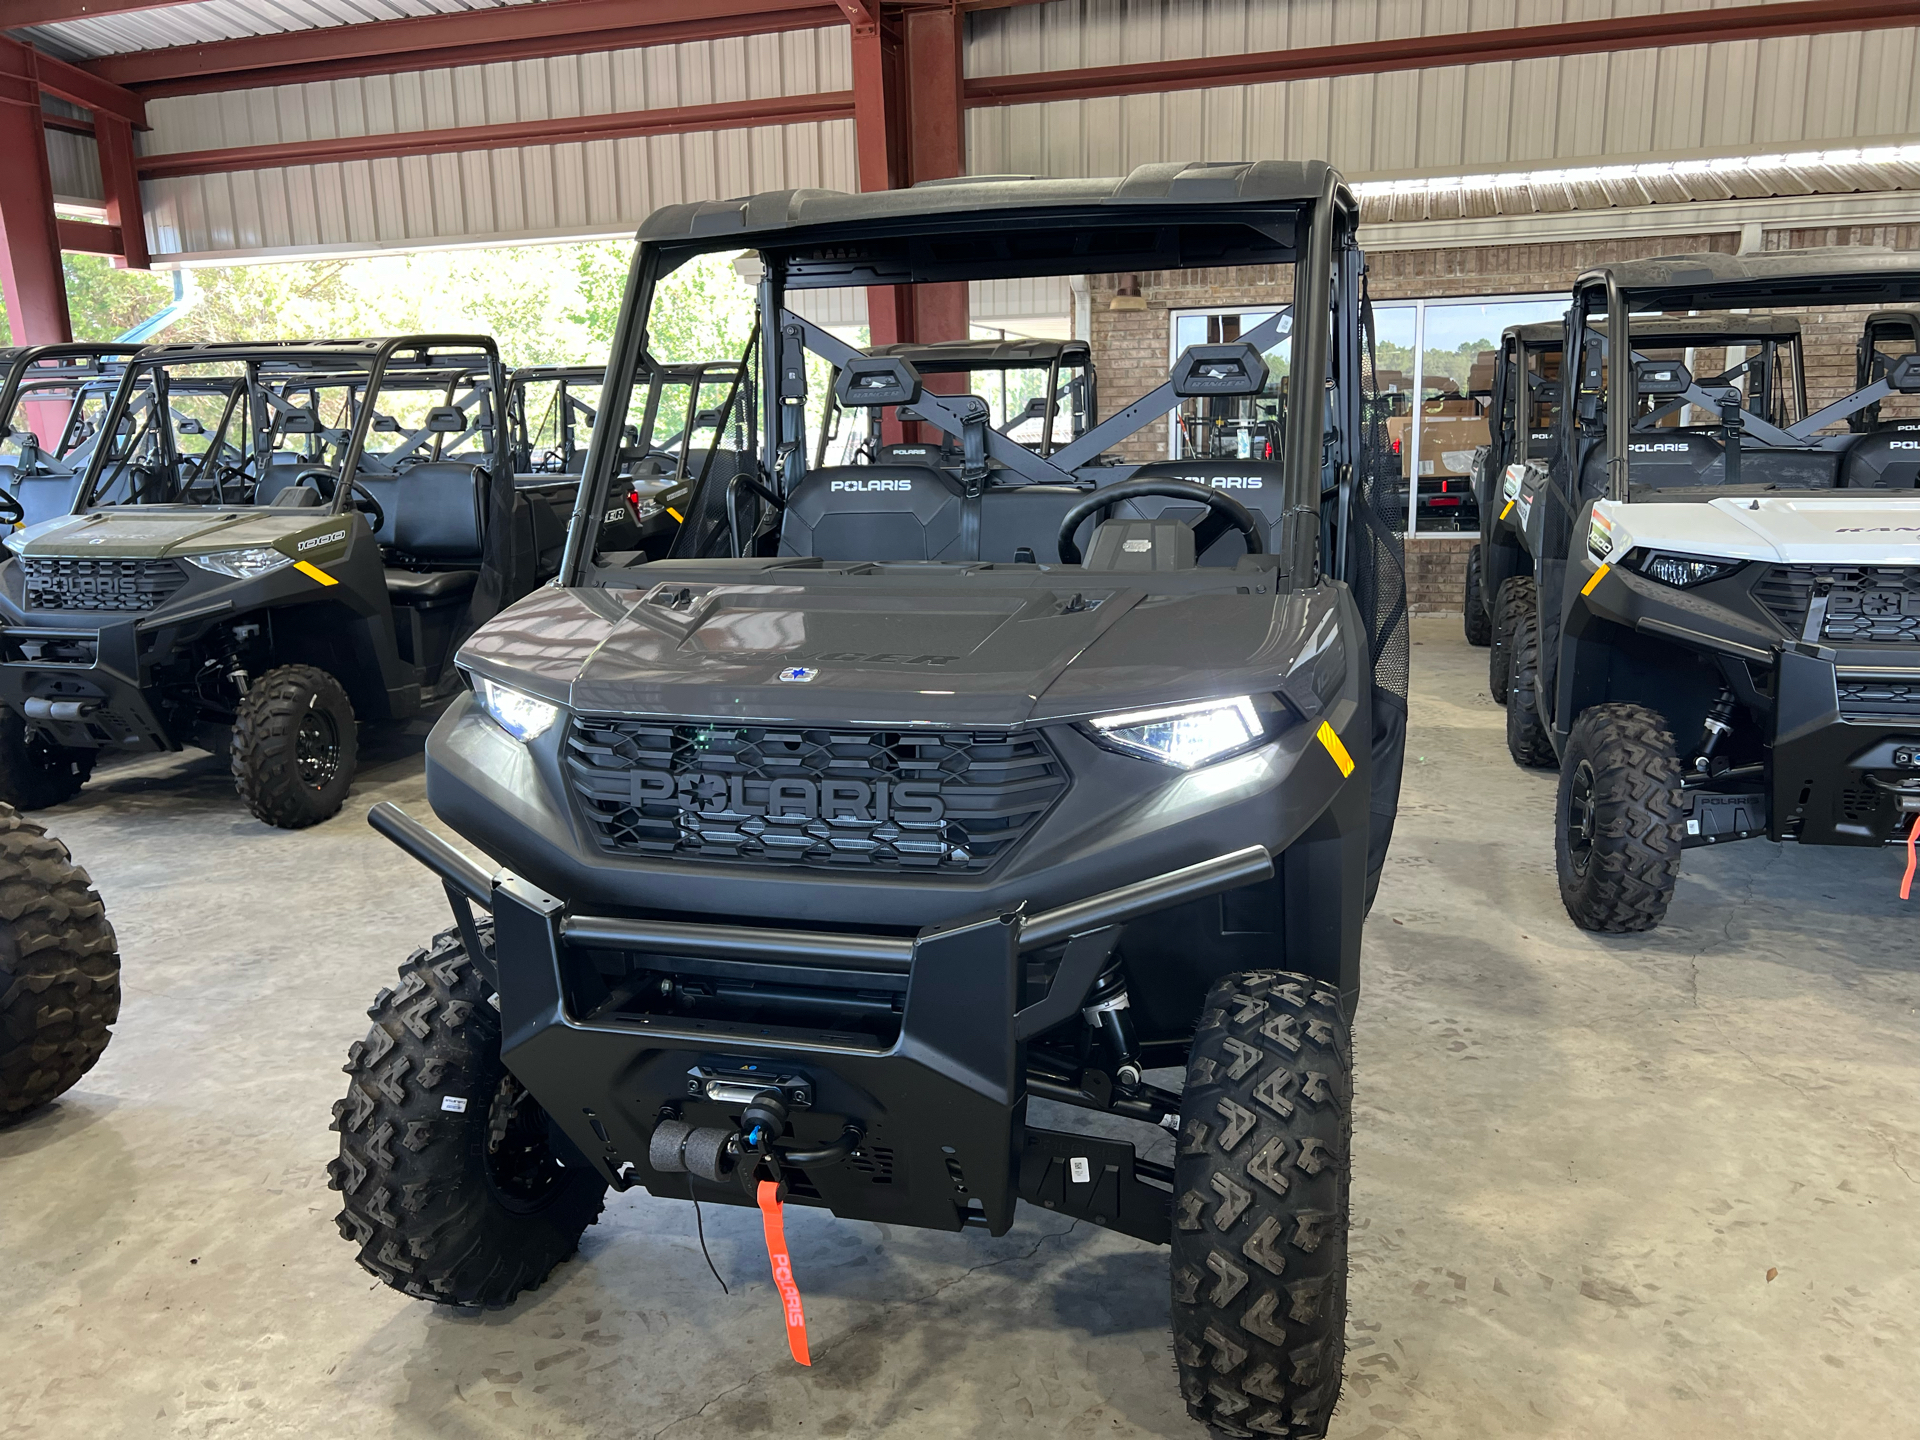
top-left (834, 356), bottom-right (923, 409)
top-left (1170, 342), bottom-right (1269, 398)
top-left (1633, 359), bottom-right (1692, 398)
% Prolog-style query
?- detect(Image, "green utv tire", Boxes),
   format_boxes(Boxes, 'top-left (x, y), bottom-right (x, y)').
top-left (328, 927), bottom-right (607, 1308)
top-left (1504, 598), bottom-right (1557, 769)
top-left (0, 707), bottom-right (93, 811)
top-left (0, 806), bottom-right (120, 1124)
top-left (1556, 703), bottom-right (1683, 933)
top-left (1170, 970), bottom-right (1351, 1440)
top-left (232, 664), bottom-right (357, 829)
top-left (1463, 544), bottom-right (1492, 647)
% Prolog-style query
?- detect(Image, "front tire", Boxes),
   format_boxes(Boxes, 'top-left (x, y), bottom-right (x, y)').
top-left (1171, 971), bottom-right (1351, 1440)
top-left (0, 709), bottom-right (93, 811)
top-left (1462, 544), bottom-right (1491, 646)
top-left (1505, 600), bottom-right (1557, 769)
top-left (0, 806), bottom-right (120, 1124)
top-left (328, 927), bottom-right (607, 1307)
top-left (1488, 576), bottom-right (1527, 704)
top-left (1556, 704), bottom-right (1682, 932)
top-left (232, 664), bottom-right (357, 829)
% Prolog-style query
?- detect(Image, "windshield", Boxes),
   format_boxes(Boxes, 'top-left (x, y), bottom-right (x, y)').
top-left (574, 194), bottom-right (1356, 585)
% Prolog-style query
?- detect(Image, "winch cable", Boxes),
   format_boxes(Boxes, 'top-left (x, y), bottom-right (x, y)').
top-left (686, 1174), bottom-right (730, 1295)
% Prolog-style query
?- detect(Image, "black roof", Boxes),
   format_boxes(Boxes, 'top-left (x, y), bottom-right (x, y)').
top-left (867, 338), bottom-right (1091, 371)
top-left (1576, 248), bottom-right (1920, 307)
top-left (1508, 314), bottom-right (1805, 348)
top-left (636, 163), bottom-right (1342, 246)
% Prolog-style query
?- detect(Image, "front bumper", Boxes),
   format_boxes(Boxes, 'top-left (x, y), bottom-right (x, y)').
top-left (372, 802), bottom-right (1270, 1240)
top-left (0, 613), bottom-right (173, 750)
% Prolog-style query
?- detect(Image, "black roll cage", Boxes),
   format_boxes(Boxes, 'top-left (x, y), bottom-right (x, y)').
top-left (71, 336), bottom-right (506, 516)
top-left (561, 169), bottom-right (1359, 591)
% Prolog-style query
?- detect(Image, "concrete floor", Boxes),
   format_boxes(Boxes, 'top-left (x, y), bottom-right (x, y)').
top-left (4, 616), bottom-right (1917, 1440)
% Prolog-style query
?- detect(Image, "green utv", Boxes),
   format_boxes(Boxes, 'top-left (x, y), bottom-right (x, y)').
top-left (0, 336), bottom-right (563, 827)
top-left (335, 164), bottom-right (1409, 1437)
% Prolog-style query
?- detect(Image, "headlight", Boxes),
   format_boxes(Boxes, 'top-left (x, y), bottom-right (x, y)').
top-left (474, 673), bottom-right (561, 742)
top-left (1501, 464), bottom-right (1527, 502)
top-left (1635, 551), bottom-right (1743, 588)
top-left (1088, 696), bottom-right (1267, 769)
top-left (189, 546), bottom-right (293, 579)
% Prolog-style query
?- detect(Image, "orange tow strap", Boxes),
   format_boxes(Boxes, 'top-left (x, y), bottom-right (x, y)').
top-left (757, 1179), bottom-right (811, 1365)
top-left (1901, 818), bottom-right (1917, 902)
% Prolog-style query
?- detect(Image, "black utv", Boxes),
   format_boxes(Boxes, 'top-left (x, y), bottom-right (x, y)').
top-left (331, 162), bottom-right (1407, 1438)
top-left (0, 336), bottom-right (555, 826)
top-left (1511, 252), bottom-right (1920, 931)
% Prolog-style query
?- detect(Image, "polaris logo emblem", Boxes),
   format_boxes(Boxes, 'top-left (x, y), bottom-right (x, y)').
top-left (297, 529), bottom-right (347, 552)
top-left (1198, 476), bottom-right (1263, 489)
top-left (830, 479), bottom-right (912, 492)
top-left (1630, 443), bottom-right (1691, 454)
top-left (778, 666), bottom-right (817, 682)
top-left (631, 771), bottom-right (944, 823)
top-left (1890, 441), bottom-right (1920, 451)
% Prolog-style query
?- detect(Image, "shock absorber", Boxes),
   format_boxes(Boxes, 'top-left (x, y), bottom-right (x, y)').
top-left (1695, 688), bottom-right (1736, 773)
top-left (1082, 962), bottom-right (1142, 1093)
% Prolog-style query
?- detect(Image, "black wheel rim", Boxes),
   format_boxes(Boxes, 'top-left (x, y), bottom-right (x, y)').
top-left (294, 706), bottom-right (341, 790)
top-left (1567, 759), bottom-right (1598, 876)
top-left (484, 1075), bottom-right (566, 1213)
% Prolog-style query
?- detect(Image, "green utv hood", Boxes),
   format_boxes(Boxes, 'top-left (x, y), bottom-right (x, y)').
top-left (11, 509), bottom-right (355, 565)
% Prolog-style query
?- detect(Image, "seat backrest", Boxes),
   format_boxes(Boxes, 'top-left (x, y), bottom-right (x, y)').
top-left (778, 465), bottom-right (965, 561)
top-left (13, 468), bottom-right (86, 527)
top-left (1584, 431), bottom-right (1840, 497)
top-left (1838, 424), bottom-right (1920, 489)
top-left (1100, 460), bottom-right (1284, 564)
top-left (359, 461), bottom-right (487, 561)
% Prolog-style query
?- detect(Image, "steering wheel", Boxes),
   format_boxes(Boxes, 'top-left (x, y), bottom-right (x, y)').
top-left (343, 478), bottom-right (386, 535)
top-left (1056, 479), bottom-right (1264, 565)
top-left (0, 488), bottom-right (22, 528)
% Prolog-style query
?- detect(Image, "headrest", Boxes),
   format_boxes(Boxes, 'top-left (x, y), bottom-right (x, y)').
top-left (425, 406), bottom-right (467, 434)
top-left (835, 356), bottom-right (922, 409)
top-left (1633, 358), bottom-right (1691, 398)
top-left (279, 409), bottom-right (318, 434)
top-left (372, 413), bottom-right (400, 432)
top-left (1170, 342), bottom-right (1268, 398)
top-left (1890, 353), bottom-right (1920, 394)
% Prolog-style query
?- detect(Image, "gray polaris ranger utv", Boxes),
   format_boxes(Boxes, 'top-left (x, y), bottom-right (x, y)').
top-left (1512, 252), bottom-right (1920, 931)
top-left (0, 337), bottom-right (549, 826)
top-left (332, 162), bottom-right (1407, 1439)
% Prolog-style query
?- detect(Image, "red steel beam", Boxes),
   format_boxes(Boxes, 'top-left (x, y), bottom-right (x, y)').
top-left (94, 112), bottom-right (149, 269)
top-left (965, 0), bottom-right (1920, 107)
top-left (55, 216), bottom-right (123, 256)
top-left (12, 41), bottom-right (145, 126)
top-left (88, 0), bottom-right (844, 97)
top-left (0, 46), bottom-right (73, 344)
top-left (135, 90), bottom-right (857, 180)
top-left (10, 0), bottom-right (205, 21)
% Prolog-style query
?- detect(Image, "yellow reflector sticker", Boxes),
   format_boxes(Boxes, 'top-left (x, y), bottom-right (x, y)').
top-left (1499, 499), bottom-right (1515, 520)
top-left (294, 560), bottom-right (338, 587)
top-left (666, 507), bottom-right (683, 523)
top-left (1316, 720), bottom-right (1355, 778)
top-left (1581, 562), bottom-right (1611, 597)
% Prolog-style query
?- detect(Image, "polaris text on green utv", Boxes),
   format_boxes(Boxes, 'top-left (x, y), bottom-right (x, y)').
top-left (336, 163), bottom-right (1408, 1440)
top-left (1511, 252), bottom-right (1920, 931)
top-left (0, 337), bottom-right (553, 826)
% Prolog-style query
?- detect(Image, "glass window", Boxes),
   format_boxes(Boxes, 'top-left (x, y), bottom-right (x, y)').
top-left (1168, 310), bottom-right (1292, 462)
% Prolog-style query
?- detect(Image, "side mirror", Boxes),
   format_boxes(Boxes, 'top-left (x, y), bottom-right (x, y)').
top-left (1170, 342), bottom-right (1268, 398)
top-left (834, 356), bottom-right (922, 409)
top-left (1633, 358), bottom-right (1692, 398)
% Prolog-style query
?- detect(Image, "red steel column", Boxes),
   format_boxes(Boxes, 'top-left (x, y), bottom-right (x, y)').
top-left (902, 2), bottom-right (967, 347)
top-left (0, 41), bottom-right (72, 344)
top-left (95, 113), bottom-right (149, 271)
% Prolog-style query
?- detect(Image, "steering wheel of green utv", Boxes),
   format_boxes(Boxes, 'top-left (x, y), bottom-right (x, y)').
top-left (343, 479), bottom-right (385, 536)
top-left (1056, 478), bottom-right (1264, 565)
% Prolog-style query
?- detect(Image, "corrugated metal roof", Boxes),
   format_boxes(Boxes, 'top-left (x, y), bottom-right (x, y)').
top-left (966, 0), bottom-right (1920, 179)
top-left (1352, 151), bottom-right (1920, 226)
top-left (14, 0), bottom-right (549, 63)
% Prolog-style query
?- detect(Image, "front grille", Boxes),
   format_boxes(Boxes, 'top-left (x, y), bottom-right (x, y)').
top-left (1836, 677), bottom-right (1920, 719)
top-left (1754, 565), bottom-right (1920, 645)
top-left (21, 556), bottom-right (188, 613)
top-left (566, 719), bottom-right (1069, 872)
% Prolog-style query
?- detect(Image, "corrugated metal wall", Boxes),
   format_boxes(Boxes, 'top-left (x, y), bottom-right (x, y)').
top-left (138, 26), bottom-right (855, 261)
top-left (967, 0), bottom-right (1920, 179)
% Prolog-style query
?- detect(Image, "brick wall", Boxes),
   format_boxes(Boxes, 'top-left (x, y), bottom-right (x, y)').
top-left (1404, 535), bottom-right (1478, 615)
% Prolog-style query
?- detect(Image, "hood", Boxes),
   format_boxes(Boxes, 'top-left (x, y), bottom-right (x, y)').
top-left (1598, 494), bottom-right (1920, 565)
top-left (460, 576), bottom-right (1310, 728)
top-left (12, 507), bottom-right (349, 559)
